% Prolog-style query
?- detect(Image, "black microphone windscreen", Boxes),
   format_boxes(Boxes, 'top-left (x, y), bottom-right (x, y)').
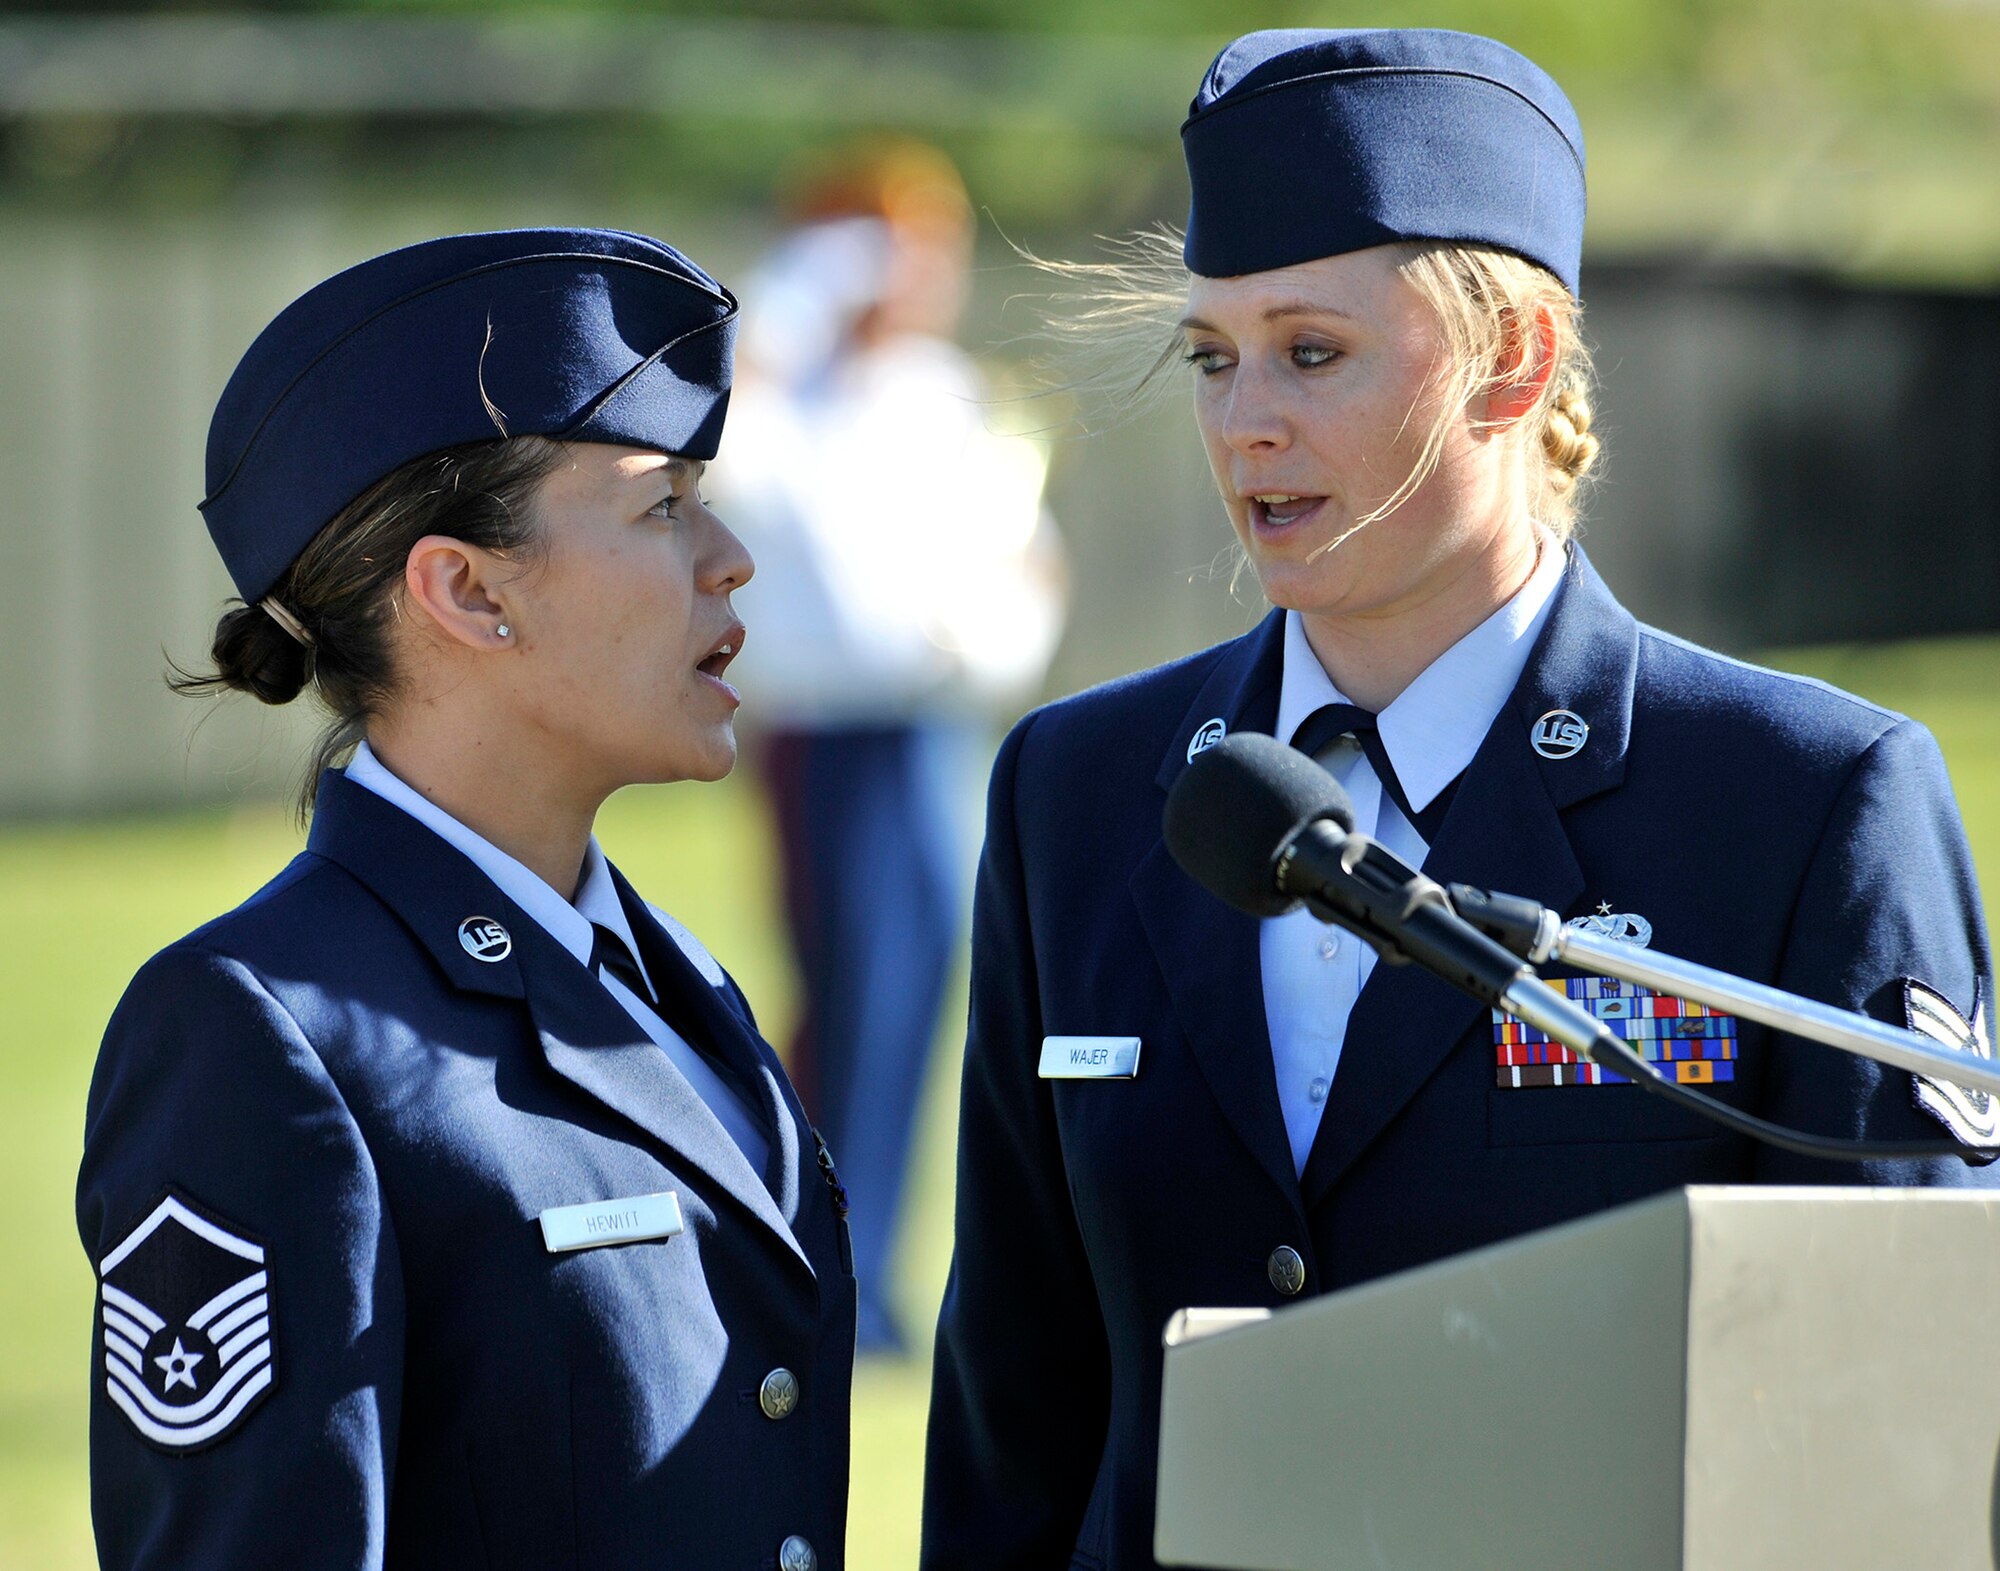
top-left (1163, 733), bottom-right (1356, 917)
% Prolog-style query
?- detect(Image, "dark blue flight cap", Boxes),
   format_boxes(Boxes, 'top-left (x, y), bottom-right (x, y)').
top-left (1181, 29), bottom-right (1586, 292)
top-left (201, 228), bottom-right (738, 603)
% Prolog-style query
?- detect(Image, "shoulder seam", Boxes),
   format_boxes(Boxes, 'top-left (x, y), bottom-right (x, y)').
top-left (1633, 624), bottom-right (1905, 728)
top-left (1770, 718), bottom-right (1919, 972)
top-left (1029, 632), bottom-right (1243, 723)
top-left (174, 944), bottom-right (405, 1300)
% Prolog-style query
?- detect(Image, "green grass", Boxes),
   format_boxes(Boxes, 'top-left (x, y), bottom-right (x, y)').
top-left (6, 633), bottom-right (2000, 1567)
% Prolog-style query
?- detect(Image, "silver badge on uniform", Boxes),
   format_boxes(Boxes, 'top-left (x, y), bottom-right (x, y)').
top-left (1187, 718), bottom-right (1227, 763)
top-left (1530, 709), bottom-right (1589, 759)
top-left (1039, 1036), bottom-right (1142, 1080)
top-left (1565, 903), bottom-right (1653, 947)
top-left (97, 1191), bottom-right (275, 1453)
top-left (458, 916), bottom-right (511, 962)
top-left (1906, 980), bottom-right (2000, 1145)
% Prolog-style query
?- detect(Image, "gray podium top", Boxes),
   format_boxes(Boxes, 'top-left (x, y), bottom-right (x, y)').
top-left (1156, 1185), bottom-right (2000, 1571)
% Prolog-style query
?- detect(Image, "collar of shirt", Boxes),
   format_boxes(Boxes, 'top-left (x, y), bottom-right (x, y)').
top-left (1272, 535), bottom-right (1568, 813)
top-left (343, 741), bottom-right (653, 994)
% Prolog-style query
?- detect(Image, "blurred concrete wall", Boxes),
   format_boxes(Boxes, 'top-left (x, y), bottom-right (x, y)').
top-left (2, 215), bottom-right (1997, 817)
top-left (0, 214), bottom-right (329, 817)
top-left (0, 206), bottom-right (754, 817)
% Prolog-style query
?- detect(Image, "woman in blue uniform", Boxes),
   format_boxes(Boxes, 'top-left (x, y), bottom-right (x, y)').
top-left (922, 30), bottom-right (1999, 1571)
top-left (77, 230), bottom-right (850, 1571)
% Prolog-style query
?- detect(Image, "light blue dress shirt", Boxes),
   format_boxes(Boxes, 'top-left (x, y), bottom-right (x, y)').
top-left (344, 741), bottom-right (773, 1184)
top-left (1262, 539), bottom-right (1567, 1172)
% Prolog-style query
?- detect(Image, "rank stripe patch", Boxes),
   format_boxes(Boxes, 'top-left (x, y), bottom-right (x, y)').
top-left (99, 1195), bottom-right (264, 1276)
top-left (190, 1271), bottom-right (267, 1330)
top-left (100, 1283), bottom-right (164, 1332)
top-left (105, 1361), bottom-right (274, 1450)
top-left (1491, 977), bottom-right (1738, 1090)
top-left (104, 1332), bottom-right (144, 1373)
top-left (216, 1316), bottom-right (271, 1367)
top-left (206, 1292), bottom-right (268, 1342)
top-left (103, 1307), bottom-right (153, 1349)
top-left (1906, 978), bottom-right (1999, 1143)
top-left (106, 1339), bottom-right (271, 1426)
top-left (97, 1190), bottom-right (277, 1453)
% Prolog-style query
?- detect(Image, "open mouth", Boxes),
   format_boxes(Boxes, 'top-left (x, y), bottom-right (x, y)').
top-left (697, 624), bottom-right (745, 683)
top-left (1247, 492), bottom-right (1328, 531)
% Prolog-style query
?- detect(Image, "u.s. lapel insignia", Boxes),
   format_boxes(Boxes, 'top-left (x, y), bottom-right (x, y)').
top-left (1187, 717), bottom-right (1227, 762)
top-left (1906, 979), bottom-right (2000, 1144)
top-left (1565, 903), bottom-right (1654, 948)
top-left (458, 916), bottom-right (511, 962)
top-left (97, 1191), bottom-right (275, 1452)
top-left (1531, 709), bottom-right (1589, 759)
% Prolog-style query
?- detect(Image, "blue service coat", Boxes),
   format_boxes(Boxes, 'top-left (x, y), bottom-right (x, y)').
top-left (78, 770), bottom-right (854, 1570)
top-left (922, 547), bottom-right (1998, 1571)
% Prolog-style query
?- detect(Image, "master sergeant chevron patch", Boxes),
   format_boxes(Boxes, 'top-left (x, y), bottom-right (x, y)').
top-left (96, 1191), bottom-right (276, 1453)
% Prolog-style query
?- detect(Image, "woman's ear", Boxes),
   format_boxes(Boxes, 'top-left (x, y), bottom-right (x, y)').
top-left (1482, 300), bottom-right (1559, 430)
top-left (404, 535), bottom-right (514, 651)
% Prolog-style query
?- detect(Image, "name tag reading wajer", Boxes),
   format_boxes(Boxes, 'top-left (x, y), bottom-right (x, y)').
top-left (539, 1192), bottom-right (684, 1254)
top-left (1040, 1036), bottom-right (1142, 1080)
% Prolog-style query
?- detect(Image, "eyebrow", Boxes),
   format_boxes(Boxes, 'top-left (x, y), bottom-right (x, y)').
top-left (635, 456), bottom-right (703, 488)
top-left (1179, 300), bottom-right (1359, 333)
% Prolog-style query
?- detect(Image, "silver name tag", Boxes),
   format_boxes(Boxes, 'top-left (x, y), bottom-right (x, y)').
top-left (1039, 1035), bottom-right (1142, 1080)
top-left (539, 1191), bottom-right (684, 1254)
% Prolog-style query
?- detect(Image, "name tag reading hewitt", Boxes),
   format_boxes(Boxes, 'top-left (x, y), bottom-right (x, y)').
top-left (1039, 1036), bottom-right (1142, 1080)
top-left (539, 1192), bottom-right (685, 1254)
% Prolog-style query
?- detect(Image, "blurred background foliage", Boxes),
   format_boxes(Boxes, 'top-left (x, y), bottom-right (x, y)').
top-left (2, 0), bottom-right (1998, 282)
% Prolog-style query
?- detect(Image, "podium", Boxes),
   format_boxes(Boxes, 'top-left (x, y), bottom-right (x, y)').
top-left (1155, 1186), bottom-right (2000, 1570)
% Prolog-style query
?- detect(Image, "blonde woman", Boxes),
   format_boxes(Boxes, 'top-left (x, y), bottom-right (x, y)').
top-left (922, 30), bottom-right (1996, 1571)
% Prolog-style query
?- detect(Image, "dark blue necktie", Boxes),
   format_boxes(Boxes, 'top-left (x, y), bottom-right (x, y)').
top-left (593, 916), bottom-right (760, 1101)
top-left (1289, 702), bottom-right (1457, 844)
top-left (589, 923), bottom-right (659, 1008)
top-left (601, 910), bottom-right (777, 1158)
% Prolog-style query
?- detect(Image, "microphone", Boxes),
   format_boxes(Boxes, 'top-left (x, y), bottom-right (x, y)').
top-left (1163, 733), bottom-right (1997, 1165)
top-left (1162, 730), bottom-right (1355, 918)
top-left (1164, 733), bottom-right (1535, 1007)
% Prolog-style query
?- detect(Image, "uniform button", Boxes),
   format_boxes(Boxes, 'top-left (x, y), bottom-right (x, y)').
top-left (1307, 1076), bottom-right (1329, 1103)
top-left (1318, 933), bottom-right (1340, 960)
top-left (759, 1367), bottom-right (800, 1421)
top-left (779, 1535), bottom-right (817, 1571)
top-left (1267, 1245), bottom-right (1307, 1296)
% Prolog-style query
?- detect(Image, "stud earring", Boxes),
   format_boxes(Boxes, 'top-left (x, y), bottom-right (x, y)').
top-left (496, 624), bottom-right (511, 640)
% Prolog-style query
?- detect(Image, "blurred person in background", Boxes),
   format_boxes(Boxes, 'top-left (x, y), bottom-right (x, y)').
top-left (715, 139), bottom-right (1067, 1356)
top-left (78, 229), bottom-right (852, 1571)
top-left (923, 29), bottom-right (2000, 1571)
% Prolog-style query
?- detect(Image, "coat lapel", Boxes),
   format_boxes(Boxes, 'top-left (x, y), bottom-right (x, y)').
top-left (1132, 610), bottom-right (1301, 1203)
top-left (518, 916), bottom-right (809, 1270)
top-left (1298, 547), bottom-right (1640, 1207)
top-left (609, 866), bottom-right (807, 1234)
top-left (306, 772), bottom-right (529, 1004)
top-left (305, 772), bottom-right (809, 1270)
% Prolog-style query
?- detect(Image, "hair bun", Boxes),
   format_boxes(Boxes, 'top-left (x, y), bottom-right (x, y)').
top-left (209, 602), bottom-right (312, 705)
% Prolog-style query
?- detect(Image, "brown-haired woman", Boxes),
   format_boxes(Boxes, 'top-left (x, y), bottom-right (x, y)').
top-left (78, 230), bottom-right (852, 1571)
top-left (923, 30), bottom-right (1996, 1571)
